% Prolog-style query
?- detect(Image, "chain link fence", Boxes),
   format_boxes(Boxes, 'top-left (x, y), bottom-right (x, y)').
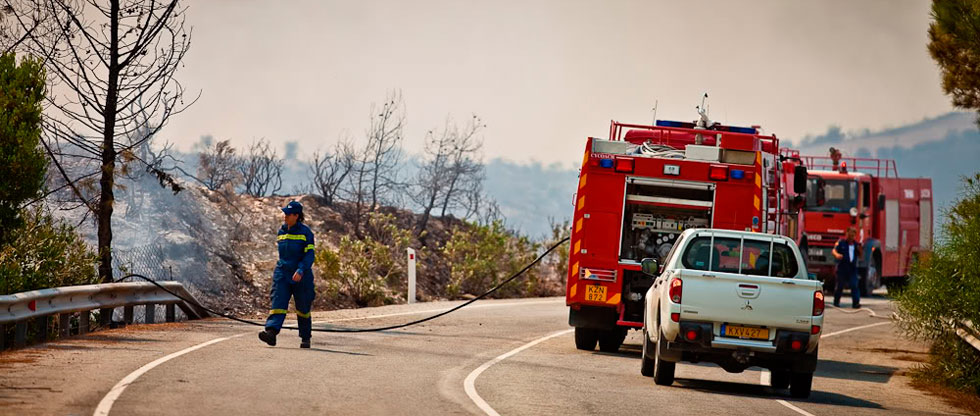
top-left (112, 244), bottom-right (173, 282)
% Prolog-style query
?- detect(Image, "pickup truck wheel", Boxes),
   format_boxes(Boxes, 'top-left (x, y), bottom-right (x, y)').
top-left (640, 326), bottom-right (654, 377)
top-left (598, 328), bottom-right (627, 353)
top-left (770, 370), bottom-right (790, 390)
top-left (790, 372), bottom-right (813, 398)
top-left (652, 332), bottom-right (676, 386)
top-left (574, 327), bottom-right (599, 351)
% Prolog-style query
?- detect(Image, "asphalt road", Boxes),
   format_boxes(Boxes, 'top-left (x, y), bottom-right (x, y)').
top-left (0, 295), bottom-right (969, 415)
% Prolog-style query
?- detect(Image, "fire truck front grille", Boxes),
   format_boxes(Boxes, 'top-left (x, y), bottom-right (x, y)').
top-left (580, 268), bottom-right (617, 282)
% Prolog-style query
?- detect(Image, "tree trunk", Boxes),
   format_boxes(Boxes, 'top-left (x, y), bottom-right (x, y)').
top-left (97, 0), bottom-right (121, 284)
top-left (416, 191), bottom-right (439, 237)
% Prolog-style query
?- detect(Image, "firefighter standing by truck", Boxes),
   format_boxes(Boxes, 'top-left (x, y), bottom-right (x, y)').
top-left (259, 200), bottom-right (316, 348)
top-left (832, 227), bottom-right (862, 309)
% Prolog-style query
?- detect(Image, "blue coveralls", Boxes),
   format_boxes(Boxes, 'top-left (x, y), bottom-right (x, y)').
top-left (264, 222), bottom-right (316, 340)
top-left (833, 238), bottom-right (860, 307)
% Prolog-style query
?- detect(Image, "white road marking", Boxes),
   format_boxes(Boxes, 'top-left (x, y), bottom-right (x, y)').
top-left (92, 333), bottom-right (246, 416)
top-left (777, 399), bottom-right (817, 416)
top-left (758, 320), bottom-right (893, 416)
top-left (94, 299), bottom-right (563, 415)
top-left (822, 321), bottom-right (891, 338)
top-left (464, 329), bottom-right (574, 416)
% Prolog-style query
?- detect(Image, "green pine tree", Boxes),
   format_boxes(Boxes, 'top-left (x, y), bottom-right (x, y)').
top-left (0, 53), bottom-right (47, 243)
top-left (928, 0), bottom-right (980, 127)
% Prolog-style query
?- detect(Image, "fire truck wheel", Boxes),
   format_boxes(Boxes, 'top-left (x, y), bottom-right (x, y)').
top-left (770, 370), bottom-right (790, 389)
top-left (574, 327), bottom-right (599, 351)
top-left (653, 332), bottom-right (675, 386)
top-left (640, 326), bottom-right (655, 377)
top-left (822, 275), bottom-right (836, 293)
top-left (598, 328), bottom-right (627, 353)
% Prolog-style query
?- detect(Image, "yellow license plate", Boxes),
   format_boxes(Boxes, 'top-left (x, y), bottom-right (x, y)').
top-left (723, 325), bottom-right (769, 340)
top-left (585, 285), bottom-right (607, 302)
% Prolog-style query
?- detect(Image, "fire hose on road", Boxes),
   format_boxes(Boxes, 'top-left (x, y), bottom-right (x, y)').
top-left (114, 237), bottom-right (570, 333)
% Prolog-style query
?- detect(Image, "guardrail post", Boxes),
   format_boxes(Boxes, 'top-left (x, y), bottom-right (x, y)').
top-left (99, 307), bottom-right (112, 327)
top-left (124, 305), bottom-right (134, 324)
top-left (165, 304), bottom-right (176, 322)
top-left (37, 316), bottom-right (48, 342)
top-left (79, 311), bottom-right (90, 334)
top-left (59, 314), bottom-right (71, 338)
top-left (407, 248), bottom-right (417, 304)
top-left (145, 303), bottom-right (156, 324)
top-left (14, 321), bottom-right (27, 348)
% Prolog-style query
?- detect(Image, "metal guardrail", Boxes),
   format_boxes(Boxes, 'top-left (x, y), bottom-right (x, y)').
top-left (956, 320), bottom-right (980, 352)
top-left (0, 282), bottom-right (209, 350)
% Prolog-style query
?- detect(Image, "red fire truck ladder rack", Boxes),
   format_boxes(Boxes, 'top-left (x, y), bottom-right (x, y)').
top-left (799, 155), bottom-right (899, 177)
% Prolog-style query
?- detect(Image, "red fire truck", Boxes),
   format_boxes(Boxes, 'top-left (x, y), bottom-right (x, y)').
top-left (565, 119), bottom-right (809, 352)
top-left (794, 150), bottom-right (933, 294)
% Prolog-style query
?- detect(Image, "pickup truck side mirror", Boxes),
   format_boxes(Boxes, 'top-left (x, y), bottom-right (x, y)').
top-left (793, 165), bottom-right (808, 194)
top-left (640, 258), bottom-right (659, 276)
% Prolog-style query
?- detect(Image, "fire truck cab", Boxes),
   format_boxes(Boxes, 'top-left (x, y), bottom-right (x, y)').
top-left (566, 120), bottom-right (808, 353)
top-left (799, 154), bottom-right (933, 294)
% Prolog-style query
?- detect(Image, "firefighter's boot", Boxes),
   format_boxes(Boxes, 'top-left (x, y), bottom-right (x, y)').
top-left (259, 329), bottom-right (277, 346)
top-left (300, 338), bottom-right (311, 349)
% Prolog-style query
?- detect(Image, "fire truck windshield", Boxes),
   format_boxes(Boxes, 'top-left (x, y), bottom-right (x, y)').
top-left (807, 178), bottom-right (857, 213)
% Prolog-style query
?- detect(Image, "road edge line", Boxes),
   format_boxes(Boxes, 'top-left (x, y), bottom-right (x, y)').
top-left (822, 321), bottom-right (891, 338)
top-left (92, 333), bottom-right (246, 416)
top-left (463, 328), bottom-right (574, 416)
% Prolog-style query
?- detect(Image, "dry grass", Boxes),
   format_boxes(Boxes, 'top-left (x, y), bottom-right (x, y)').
top-left (910, 378), bottom-right (980, 416)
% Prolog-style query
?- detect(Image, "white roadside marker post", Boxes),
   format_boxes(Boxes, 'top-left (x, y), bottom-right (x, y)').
top-left (407, 248), bottom-right (417, 304)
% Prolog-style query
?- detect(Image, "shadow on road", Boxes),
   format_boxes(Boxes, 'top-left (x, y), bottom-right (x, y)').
top-left (815, 359), bottom-right (897, 384)
top-left (674, 378), bottom-right (885, 409)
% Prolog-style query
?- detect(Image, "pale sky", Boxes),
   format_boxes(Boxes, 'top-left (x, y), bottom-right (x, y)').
top-left (160, 0), bottom-right (954, 166)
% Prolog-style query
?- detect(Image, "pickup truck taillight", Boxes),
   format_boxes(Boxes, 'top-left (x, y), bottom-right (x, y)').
top-left (669, 277), bottom-right (683, 303)
top-left (812, 291), bottom-right (824, 316)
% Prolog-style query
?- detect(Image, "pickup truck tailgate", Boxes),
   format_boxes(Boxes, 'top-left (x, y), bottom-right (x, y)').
top-left (677, 270), bottom-right (819, 332)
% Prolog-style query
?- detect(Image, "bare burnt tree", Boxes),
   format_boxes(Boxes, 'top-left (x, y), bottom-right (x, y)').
top-left (309, 138), bottom-right (355, 206)
top-left (412, 115), bottom-right (484, 235)
top-left (2, 0), bottom-right (194, 284)
top-left (198, 139), bottom-right (239, 192)
top-left (237, 138), bottom-right (283, 197)
top-left (339, 91), bottom-right (405, 237)
top-left (363, 91), bottom-right (405, 211)
top-left (437, 115), bottom-right (485, 218)
top-left (118, 106), bottom-right (183, 219)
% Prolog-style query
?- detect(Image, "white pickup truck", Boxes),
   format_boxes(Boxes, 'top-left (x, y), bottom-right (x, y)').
top-left (640, 228), bottom-right (824, 398)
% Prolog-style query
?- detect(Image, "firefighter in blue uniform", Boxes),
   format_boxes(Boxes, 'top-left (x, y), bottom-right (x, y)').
top-left (259, 200), bottom-right (316, 348)
top-left (832, 227), bottom-right (862, 309)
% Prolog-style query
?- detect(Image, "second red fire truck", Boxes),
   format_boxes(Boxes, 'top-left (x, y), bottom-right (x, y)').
top-left (566, 118), bottom-right (809, 352)
top-left (793, 149), bottom-right (933, 294)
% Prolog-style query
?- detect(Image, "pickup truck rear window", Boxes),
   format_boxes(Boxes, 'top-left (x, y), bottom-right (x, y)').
top-left (681, 236), bottom-right (800, 278)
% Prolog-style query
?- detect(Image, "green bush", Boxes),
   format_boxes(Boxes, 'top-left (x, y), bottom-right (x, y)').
top-left (0, 53), bottom-right (47, 243)
top-left (315, 213), bottom-right (414, 306)
top-left (896, 173), bottom-right (980, 393)
top-left (0, 206), bottom-right (99, 295)
top-left (441, 220), bottom-right (543, 299)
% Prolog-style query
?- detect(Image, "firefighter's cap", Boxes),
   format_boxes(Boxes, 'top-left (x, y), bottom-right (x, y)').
top-left (281, 200), bottom-right (303, 215)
